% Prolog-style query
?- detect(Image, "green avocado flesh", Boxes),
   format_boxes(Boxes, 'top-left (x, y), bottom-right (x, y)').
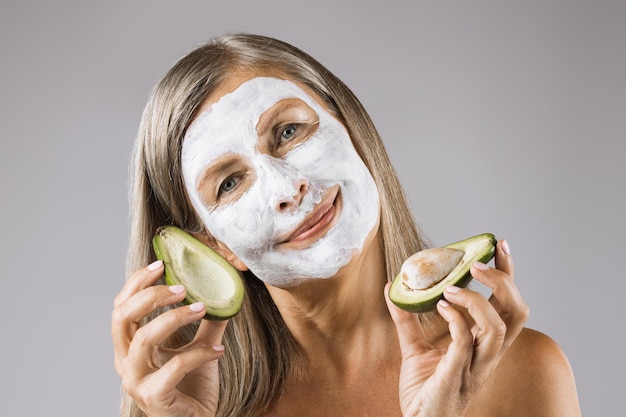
top-left (389, 233), bottom-right (497, 313)
top-left (152, 226), bottom-right (244, 320)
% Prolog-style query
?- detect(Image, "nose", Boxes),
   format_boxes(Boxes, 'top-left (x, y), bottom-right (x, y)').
top-left (276, 179), bottom-right (308, 212)
top-left (256, 155), bottom-right (309, 213)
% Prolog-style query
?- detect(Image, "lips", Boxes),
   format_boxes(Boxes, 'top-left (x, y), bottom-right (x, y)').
top-left (277, 186), bottom-right (340, 247)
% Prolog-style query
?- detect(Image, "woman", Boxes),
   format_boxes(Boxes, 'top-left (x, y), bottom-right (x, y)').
top-left (112, 33), bottom-right (580, 417)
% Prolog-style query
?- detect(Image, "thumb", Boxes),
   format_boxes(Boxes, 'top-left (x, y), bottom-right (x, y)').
top-left (384, 283), bottom-right (430, 355)
top-left (194, 318), bottom-right (229, 347)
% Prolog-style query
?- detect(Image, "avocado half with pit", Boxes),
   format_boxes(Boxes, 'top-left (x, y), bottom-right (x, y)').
top-left (152, 226), bottom-right (245, 320)
top-left (389, 233), bottom-right (497, 313)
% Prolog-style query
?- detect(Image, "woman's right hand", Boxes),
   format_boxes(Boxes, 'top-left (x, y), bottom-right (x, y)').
top-left (112, 260), bottom-right (228, 417)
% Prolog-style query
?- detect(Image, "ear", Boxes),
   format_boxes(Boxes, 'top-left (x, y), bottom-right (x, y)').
top-left (192, 232), bottom-right (249, 272)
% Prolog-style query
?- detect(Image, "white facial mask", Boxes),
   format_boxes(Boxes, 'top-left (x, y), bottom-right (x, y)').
top-left (182, 77), bottom-right (379, 287)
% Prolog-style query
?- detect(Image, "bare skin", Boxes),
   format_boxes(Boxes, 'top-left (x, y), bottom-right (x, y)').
top-left (112, 260), bottom-right (228, 417)
top-left (256, 237), bottom-right (580, 417)
top-left (112, 70), bottom-right (581, 416)
top-left (112, 237), bottom-right (581, 417)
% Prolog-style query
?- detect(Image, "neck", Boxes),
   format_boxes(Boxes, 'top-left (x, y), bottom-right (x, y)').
top-left (265, 231), bottom-right (401, 376)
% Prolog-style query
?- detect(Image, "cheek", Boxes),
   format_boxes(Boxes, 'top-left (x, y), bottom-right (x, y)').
top-left (286, 127), bottom-right (353, 179)
top-left (201, 187), bottom-right (274, 251)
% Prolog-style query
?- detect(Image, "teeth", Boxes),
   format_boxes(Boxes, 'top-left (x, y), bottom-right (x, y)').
top-left (401, 247), bottom-right (465, 290)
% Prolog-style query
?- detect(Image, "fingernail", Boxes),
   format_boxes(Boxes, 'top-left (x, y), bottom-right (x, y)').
top-left (189, 302), bottom-right (205, 312)
top-left (213, 344), bottom-right (225, 352)
top-left (438, 299), bottom-right (450, 307)
top-left (446, 285), bottom-right (461, 293)
top-left (148, 260), bottom-right (163, 271)
top-left (502, 239), bottom-right (511, 255)
top-left (473, 261), bottom-right (489, 271)
top-left (169, 285), bottom-right (185, 294)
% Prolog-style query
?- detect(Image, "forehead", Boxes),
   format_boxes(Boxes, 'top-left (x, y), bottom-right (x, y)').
top-left (181, 77), bottom-right (328, 185)
top-left (190, 76), bottom-right (321, 134)
top-left (195, 72), bottom-right (327, 118)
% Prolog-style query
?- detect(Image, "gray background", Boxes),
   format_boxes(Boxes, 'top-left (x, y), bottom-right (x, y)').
top-left (1, 0), bottom-right (624, 416)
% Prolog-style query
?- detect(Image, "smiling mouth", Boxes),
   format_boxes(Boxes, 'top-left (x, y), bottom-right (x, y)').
top-left (276, 185), bottom-right (340, 248)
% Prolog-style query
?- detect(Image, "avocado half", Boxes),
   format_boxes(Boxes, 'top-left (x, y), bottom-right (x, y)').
top-left (152, 226), bottom-right (245, 320)
top-left (389, 233), bottom-right (497, 313)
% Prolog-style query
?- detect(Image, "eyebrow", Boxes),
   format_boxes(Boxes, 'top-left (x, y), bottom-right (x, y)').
top-left (196, 153), bottom-right (243, 199)
top-left (255, 98), bottom-right (315, 137)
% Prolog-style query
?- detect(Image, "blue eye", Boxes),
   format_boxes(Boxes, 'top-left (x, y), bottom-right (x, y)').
top-left (219, 176), bottom-right (239, 194)
top-left (279, 124), bottom-right (298, 142)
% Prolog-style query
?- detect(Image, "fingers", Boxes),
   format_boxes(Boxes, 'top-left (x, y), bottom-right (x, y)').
top-left (494, 239), bottom-right (515, 280)
top-left (470, 240), bottom-right (529, 348)
top-left (112, 284), bottom-right (187, 361)
top-left (114, 260), bottom-right (165, 308)
top-left (194, 318), bottom-right (229, 347)
top-left (112, 260), bottom-right (188, 376)
top-left (112, 261), bottom-right (172, 374)
top-left (151, 345), bottom-right (225, 395)
top-left (126, 302), bottom-right (208, 374)
top-left (435, 299), bottom-right (474, 371)
top-left (440, 239), bottom-right (528, 365)
top-left (384, 283), bottom-right (430, 355)
top-left (122, 302), bottom-right (223, 404)
top-left (388, 238), bottom-right (529, 415)
top-left (123, 344), bottom-right (225, 412)
top-left (111, 261), bottom-right (185, 356)
top-left (442, 286), bottom-right (506, 369)
top-left (113, 263), bottom-right (228, 416)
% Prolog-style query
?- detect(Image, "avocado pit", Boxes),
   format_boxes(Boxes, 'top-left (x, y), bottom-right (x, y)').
top-left (389, 233), bottom-right (497, 313)
top-left (401, 247), bottom-right (465, 290)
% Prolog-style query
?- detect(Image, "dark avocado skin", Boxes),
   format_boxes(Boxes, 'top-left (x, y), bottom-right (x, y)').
top-left (390, 233), bottom-right (497, 313)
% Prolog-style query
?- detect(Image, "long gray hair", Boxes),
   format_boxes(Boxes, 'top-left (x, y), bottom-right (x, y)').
top-left (122, 33), bottom-right (428, 417)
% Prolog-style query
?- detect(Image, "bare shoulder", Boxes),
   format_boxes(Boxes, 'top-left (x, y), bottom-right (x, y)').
top-left (468, 327), bottom-right (581, 417)
top-left (506, 327), bottom-right (573, 369)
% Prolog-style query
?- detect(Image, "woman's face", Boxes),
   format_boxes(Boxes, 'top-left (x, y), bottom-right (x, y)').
top-left (181, 75), bottom-right (380, 288)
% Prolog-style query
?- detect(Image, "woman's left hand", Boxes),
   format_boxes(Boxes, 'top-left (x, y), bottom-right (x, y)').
top-left (384, 239), bottom-right (529, 417)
